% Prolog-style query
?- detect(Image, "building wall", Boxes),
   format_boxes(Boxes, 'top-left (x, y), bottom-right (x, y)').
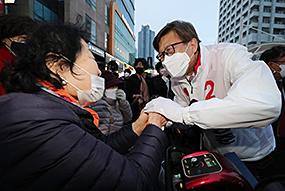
top-left (116, 0), bottom-right (135, 32)
top-left (5, 0), bottom-right (136, 70)
top-left (218, 0), bottom-right (285, 48)
top-left (110, 2), bottom-right (136, 66)
top-left (7, 0), bottom-right (34, 17)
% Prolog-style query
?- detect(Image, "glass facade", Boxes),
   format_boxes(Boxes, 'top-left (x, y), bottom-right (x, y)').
top-left (86, 14), bottom-right (96, 45)
top-left (86, 0), bottom-right (96, 12)
top-left (34, 0), bottom-right (63, 23)
top-left (116, 0), bottom-right (134, 32)
top-left (114, 12), bottom-right (135, 65)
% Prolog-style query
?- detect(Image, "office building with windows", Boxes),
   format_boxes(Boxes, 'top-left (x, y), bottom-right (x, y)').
top-left (110, 0), bottom-right (136, 68)
top-left (3, 0), bottom-right (136, 70)
top-left (218, 0), bottom-right (285, 48)
top-left (138, 25), bottom-right (155, 65)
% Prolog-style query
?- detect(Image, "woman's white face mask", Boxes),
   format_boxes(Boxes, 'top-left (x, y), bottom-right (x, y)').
top-left (104, 88), bottom-right (117, 100)
top-left (59, 54), bottom-right (105, 107)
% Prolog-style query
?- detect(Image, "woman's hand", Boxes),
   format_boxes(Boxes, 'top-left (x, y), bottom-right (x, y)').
top-left (148, 112), bottom-right (167, 129)
top-left (132, 109), bottom-right (148, 136)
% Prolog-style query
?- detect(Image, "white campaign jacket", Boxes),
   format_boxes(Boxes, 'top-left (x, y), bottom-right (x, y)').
top-left (172, 43), bottom-right (281, 161)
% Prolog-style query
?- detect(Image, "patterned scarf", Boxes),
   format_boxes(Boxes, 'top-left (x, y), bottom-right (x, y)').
top-left (37, 80), bottom-right (99, 127)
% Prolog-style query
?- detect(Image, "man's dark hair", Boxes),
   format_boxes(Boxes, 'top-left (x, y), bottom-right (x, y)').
top-left (155, 62), bottom-right (163, 72)
top-left (134, 58), bottom-right (148, 69)
top-left (153, 20), bottom-right (201, 52)
top-left (260, 45), bottom-right (285, 64)
top-left (124, 68), bottom-right (131, 74)
top-left (0, 14), bottom-right (37, 44)
top-left (1, 22), bottom-right (89, 93)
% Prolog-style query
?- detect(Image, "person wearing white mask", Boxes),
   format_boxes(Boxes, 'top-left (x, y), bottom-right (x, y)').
top-left (121, 68), bottom-right (132, 91)
top-left (144, 20), bottom-right (281, 181)
top-left (0, 23), bottom-right (169, 190)
top-left (89, 70), bottom-right (133, 135)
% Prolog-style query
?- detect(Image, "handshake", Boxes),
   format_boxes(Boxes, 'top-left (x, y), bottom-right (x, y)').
top-left (144, 97), bottom-right (185, 124)
top-left (133, 97), bottom-right (187, 135)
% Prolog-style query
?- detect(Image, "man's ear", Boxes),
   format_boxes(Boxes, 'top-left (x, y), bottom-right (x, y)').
top-left (268, 61), bottom-right (276, 70)
top-left (189, 38), bottom-right (199, 53)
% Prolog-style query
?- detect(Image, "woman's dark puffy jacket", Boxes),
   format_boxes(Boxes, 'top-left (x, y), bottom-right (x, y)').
top-left (0, 91), bottom-right (168, 190)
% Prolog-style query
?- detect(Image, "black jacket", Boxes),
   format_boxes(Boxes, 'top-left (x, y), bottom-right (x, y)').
top-left (0, 91), bottom-right (168, 190)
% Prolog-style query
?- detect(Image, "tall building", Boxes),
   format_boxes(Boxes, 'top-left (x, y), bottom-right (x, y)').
top-left (218, 0), bottom-right (285, 47)
top-left (111, 0), bottom-right (136, 68)
top-left (2, 0), bottom-right (136, 71)
top-left (138, 25), bottom-right (155, 64)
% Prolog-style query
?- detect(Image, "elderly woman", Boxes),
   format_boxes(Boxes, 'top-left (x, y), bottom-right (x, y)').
top-left (89, 70), bottom-right (133, 135)
top-left (0, 22), bottom-right (168, 190)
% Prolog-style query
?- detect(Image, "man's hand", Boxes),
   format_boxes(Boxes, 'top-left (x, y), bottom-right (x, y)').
top-left (144, 97), bottom-right (184, 123)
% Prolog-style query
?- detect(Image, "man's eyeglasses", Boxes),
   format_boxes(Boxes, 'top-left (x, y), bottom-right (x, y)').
top-left (156, 41), bottom-right (185, 61)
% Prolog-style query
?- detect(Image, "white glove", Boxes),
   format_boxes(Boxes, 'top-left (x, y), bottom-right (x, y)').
top-left (144, 97), bottom-right (183, 123)
top-left (116, 89), bottom-right (126, 105)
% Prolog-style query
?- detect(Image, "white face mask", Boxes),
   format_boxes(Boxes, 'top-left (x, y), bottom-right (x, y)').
top-left (160, 68), bottom-right (166, 75)
top-left (279, 64), bottom-right (285, 78)
top-left (162, 42), bottom-right (194, 78)
top-left (59, 57), bottom-right (105, 107)
top-left (104, 88), bottom-right (117, 100)
top-left (124, 73), bottom-right (130, 78)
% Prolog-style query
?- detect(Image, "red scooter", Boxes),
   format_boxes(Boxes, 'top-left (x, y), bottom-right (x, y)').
top-left (162, 125), bottom-right (257, 191)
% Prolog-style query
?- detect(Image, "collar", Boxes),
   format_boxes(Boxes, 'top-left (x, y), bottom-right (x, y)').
top-left (194, 51), bottom-right (201, 74)
top-left (37, 80), bottom-right (99, 127)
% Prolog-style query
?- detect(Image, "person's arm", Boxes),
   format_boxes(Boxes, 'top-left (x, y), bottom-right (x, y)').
top-left (182, 45), bottom-right (281, 129)
top-left (119, 100), bottom-right (133, 124)
top-left (89, 100), bottom-right (111, 135)
top-left (145, 45), bottom-right (281, 129)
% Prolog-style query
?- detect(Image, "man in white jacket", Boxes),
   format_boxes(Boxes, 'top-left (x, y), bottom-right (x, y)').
top-left (144, 20), bottom-right (281, 180)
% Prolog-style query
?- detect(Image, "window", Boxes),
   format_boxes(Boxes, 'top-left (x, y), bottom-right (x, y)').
top-left (105, 4), bottom-right (109, 25)
top-left (274, 28), bottom-right (285, 35)
top-left (105, 32), bottom-right (109, 51)
top-left (263, 17), bottom-right (270, 23)
top-left (264, 6), bottom-right (271, 13)
top-left (34, 0), bottom-right (58, 22)
top-left (262, 27), bottom-right (270, 33)
top-left (86, 0), bottom-right (96, 12)
top-left (86, 14), bottom-right (96, 44)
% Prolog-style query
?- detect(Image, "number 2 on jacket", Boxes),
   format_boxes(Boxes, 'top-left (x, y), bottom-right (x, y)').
top-left (204, 80), bottom-right (216, 100)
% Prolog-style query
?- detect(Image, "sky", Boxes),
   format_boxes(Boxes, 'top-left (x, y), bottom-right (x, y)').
top-left (134, 0), bottom-right (220, 51)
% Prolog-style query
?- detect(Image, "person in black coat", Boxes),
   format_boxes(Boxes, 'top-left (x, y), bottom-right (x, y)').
top-left (125, 58), bottom-right (153, 122)
top-left (259, 46), bottom-right (285, 178)
top-left (0, 22), bottom-right (168, 190)
top-left (152, 61), bottom-right (174, 99)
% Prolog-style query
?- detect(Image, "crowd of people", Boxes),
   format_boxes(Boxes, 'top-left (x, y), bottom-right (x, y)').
top-left (0, 13), bottom-right (285, 190)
